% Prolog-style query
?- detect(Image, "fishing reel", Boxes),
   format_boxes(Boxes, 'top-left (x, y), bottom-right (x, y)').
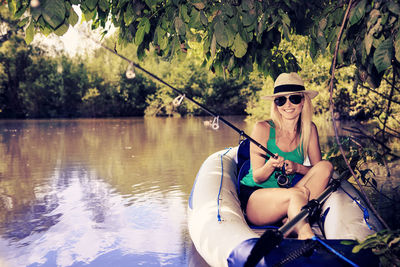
top-left (277, 163), bottom-right (290, 188)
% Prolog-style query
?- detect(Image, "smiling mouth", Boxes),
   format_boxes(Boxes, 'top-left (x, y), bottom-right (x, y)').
top-left (283, 108), bottom-right (295, 113)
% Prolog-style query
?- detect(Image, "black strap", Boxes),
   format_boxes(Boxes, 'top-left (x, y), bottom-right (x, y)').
top-left (244, 229), bottom-right (283, 267)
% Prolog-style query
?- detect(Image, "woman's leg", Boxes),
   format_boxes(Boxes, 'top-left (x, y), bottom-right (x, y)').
top-left (295, 160), bottom-right (333, 199)
top-left (246, 186), bottom-right (314, 239)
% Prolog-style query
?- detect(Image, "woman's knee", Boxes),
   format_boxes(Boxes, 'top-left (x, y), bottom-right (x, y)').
top-left (313, 160), bottom-right (333, 177)
top-left (289, 186), bottom-right (310, 200)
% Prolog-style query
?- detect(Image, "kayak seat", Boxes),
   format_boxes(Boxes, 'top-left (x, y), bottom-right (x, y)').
top-left (236, 138), bottom-right (251, 195)
top-left (237, 138), bottom-right (250, 174)
top-left (237, 159), bottom-right (250, 195)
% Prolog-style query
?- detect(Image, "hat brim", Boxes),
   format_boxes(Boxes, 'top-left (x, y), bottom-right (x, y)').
top-left (262, 90), bottom-right (319, 100)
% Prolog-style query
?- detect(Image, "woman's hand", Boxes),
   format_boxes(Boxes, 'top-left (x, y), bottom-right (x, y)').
top-left (284, 160), bottom-right (298, 174)
top-left (266, 154), bottom-right (284, 169)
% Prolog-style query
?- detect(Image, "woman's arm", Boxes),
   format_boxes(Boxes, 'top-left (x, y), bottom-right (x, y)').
top-left (307, 122), bottom-right (322, 165)
top-left (250, 121), bottom-right (284, 184)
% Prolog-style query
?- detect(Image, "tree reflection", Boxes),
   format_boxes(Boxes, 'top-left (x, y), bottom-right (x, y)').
top-left (0, 118), bottom-right (195, 266)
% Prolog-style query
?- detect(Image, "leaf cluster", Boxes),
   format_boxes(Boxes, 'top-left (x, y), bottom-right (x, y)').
top-left (352, 229), bottom-right (400, 266)
top-left (4, 0), bottom-right (400, 88)
top-left (310, 0), bottom-right (400, 89)
top-left (3, 0), bottom-right (328, 79)
top-left (323, 134), bottom-right (393, 188)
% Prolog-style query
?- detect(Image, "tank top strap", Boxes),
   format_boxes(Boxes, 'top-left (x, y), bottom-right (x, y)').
top-left (268, 121), bottom-right (276, 139)
top-left (269, 125), bottom-right (276, 139)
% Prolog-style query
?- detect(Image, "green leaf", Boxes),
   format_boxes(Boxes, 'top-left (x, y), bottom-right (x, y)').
top-left (395, 32), bottom-right (400, 63)
top-left (387, 2), bottom-right (400, 15)
top-left (31, 5), bottom-right (42, 21)
top-left (222, 3), bottom-right (234, 17)
top-left (232, 33), bottom-right (247, 58)
top-left (364, 32), bottom-right (373, 55)
top-left (180, 4), bottom-right (190, 23)
top-left (389, 237), bottom-right (400, 247)
top-left (341, 240), bottom-right (358, 246)
top-left (242, 11), bottom-right (256, 27)
top-left (84, 0), bottom-right (98, 11)
top-left (189, 8), bottom-right (201, 29)
top-left (98, 0), bottom-right (109, 12)
top-left (210, 33), bottom-right (217, 59)
top-left (159, 34), bottom-right (168, 50)
top-left (192, 1), bottom-right (205, 10)
top-left (82, 9), bottom-right (96, 21)
top-left (40, 25), bottom-right (53, 36)
top-left (25, 20), bottom-right (34, 44)
top-left (68, 8), bottom-right (79, 26)
top-left (280, 10), bottom-right (291, 26)
top-left (14, 4), bottom-right (28, 19)
top-left (214, 20), bottom-right (229, 48)
top-left (54, 23), bottom-right (69, 36)
top-left (349, 0), bottom-right (367, 26)
top-left (124, 3), bottom-right (135, 26)
top-left (135, 26), bottom-right (145, 45)
top-left (373, 38), bottom-right (393, 73)
top-left (140, 17), bottom-right (151, 34)
top-left (174, 17), bottom-right (186, 35)
top-left (319, 18), bottom-right (327, 30)
top-left (200, 11), bottom-right (208, 26)
top-left (8, 0), bottom-right (16, 15)
top-left (225, 23), bottom-right (236, 47)
top-left (17, 17), bottom-right (30, 27)
top-left (42, 0), bottom-right (66, 29)
top-left (145, 0), bottom-right (156, 9)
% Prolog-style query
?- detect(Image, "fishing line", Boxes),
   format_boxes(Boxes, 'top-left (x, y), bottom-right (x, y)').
top-left (85, 33), bottom-right (277, 158)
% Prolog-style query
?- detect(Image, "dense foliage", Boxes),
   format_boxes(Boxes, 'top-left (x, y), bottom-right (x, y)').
top-left (0, 7), bottom-right (261, 118)
top-left (4, 0), bottom-right (400, 86)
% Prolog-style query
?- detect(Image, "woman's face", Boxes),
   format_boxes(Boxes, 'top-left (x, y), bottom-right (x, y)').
top-left (274, 94), bottom-right (304, 120)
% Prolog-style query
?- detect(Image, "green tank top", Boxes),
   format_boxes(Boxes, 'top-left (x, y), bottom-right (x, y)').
top-left (240, 124), bottom-right (304, 188)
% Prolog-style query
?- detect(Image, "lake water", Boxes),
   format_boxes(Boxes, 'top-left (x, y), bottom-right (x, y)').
top-left (0, 117), bottom-right (397, 266)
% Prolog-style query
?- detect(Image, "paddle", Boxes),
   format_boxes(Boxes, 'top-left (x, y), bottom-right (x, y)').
top-left (243, 179), bottom-right (342, 267)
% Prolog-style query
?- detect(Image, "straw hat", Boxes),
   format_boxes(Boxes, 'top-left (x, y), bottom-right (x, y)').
top-left (262, 72), bottom-right (318, 100)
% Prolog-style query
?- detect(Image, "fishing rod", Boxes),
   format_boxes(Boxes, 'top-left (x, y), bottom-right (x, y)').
top-left (91, 35), bottom-right (362, 267)
top-left (88, 35), bottom-right (277, 159)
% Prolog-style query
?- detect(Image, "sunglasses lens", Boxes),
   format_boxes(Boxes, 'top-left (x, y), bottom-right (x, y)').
top-left (274, 96), bottom-right (287, 106)
top-left (289, 94), bottom-right (303, 104)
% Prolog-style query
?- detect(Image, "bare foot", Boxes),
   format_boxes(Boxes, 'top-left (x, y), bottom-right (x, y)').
top-left (296, 223), bottom-right (314, 240)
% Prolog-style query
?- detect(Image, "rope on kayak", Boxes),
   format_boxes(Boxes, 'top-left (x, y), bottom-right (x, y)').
top-left (217, 147), bottom-right (232, 222)
top-left (311, 236), bottom-right (359, 267)
top-left (340, 185), bottom-right (374, 230)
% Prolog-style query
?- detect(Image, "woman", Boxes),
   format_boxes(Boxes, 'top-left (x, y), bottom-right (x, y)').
top-left (239, 72), bottom-right (333, 239)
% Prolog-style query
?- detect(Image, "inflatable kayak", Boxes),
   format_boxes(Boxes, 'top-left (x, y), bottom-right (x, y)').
top-left (188, 145), bottom-right (383, 266)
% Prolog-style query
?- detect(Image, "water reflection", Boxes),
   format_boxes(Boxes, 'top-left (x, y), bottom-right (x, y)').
top-left (1, 117), bottom-right (387, 266)
top-left (0, 117), bottom-right (251, 267)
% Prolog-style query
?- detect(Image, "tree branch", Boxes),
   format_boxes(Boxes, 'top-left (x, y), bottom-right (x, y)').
top-left (328, 0), bottom-right (390, 229)
top-left (381, 65), bottom-right (396, 142)
top-left (358, 83), bottom-right (400, 105)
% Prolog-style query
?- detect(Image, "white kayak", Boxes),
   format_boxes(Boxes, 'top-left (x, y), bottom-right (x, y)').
top-left (188, 146), bottom-right (383, 267)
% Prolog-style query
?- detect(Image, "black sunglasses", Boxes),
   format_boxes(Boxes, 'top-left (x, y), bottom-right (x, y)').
top-left (274, 94), bottom-right (304, 107)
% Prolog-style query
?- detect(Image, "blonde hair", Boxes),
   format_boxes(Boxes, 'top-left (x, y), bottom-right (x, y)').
top-left (270, 94), bottom-right (313, 160)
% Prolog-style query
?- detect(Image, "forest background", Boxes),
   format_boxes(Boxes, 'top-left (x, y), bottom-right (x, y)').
top-left (1, 5), bottom-right (395, 121)
top-left (1, 0), bottom-right (400, 263)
